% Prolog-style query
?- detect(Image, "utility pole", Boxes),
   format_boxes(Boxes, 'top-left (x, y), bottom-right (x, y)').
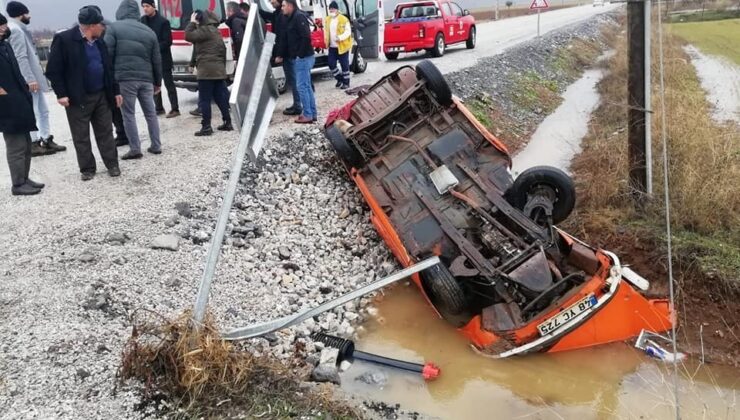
top-left (627, 0), bottom-right (652, 203)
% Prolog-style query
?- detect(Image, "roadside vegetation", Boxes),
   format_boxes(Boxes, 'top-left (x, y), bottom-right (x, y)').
top-left (668, 18), bottom-right (740, 65)
top-left (119, 310), bottom-right (361, 419)
top-left (565, 23), bottom-right (740, 364)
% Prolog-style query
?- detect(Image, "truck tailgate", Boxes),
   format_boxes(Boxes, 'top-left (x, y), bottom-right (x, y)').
top-left (384, 19), bottom-right (433, 44)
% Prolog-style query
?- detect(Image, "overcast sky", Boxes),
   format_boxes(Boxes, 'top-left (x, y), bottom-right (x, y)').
top-left (1, 0), bottom-right (125, 30)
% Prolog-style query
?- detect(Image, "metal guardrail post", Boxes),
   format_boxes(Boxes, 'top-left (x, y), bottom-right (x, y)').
top-left (192, 33), bottom-right (276, 327)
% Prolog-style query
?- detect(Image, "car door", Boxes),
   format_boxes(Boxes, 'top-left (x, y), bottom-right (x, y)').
top-left (440, 2), bottom-right (457, 43)
top-left (450, 2), bottom-right (466, 43)
top-left (354, 0), bottom-right (384, 58)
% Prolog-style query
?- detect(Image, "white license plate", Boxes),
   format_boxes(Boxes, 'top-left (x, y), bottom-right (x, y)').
top-left (174, 65), bottom-right (189, 73)
top-left (537, 294), bottom-right (597, 336)
top-left (389, 46), bottom-right (404, 52)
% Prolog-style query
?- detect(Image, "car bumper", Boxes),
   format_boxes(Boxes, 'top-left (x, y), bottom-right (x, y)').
top-left (384, 40), bottom-right (434, 54)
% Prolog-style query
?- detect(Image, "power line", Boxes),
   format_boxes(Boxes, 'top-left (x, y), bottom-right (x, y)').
top-left (656, 0), bottom-right (680, 418)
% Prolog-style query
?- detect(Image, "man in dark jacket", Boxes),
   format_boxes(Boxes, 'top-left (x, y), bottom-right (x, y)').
top-left (45, 6), bottom-right (122, 181)
top-left (185, 9), bottom-right (232, 136)
top-left (141, 0), bottom-right (179, 118)
top-left (105, 0), bottom-right (163, 160)
top-left (281, 0), bottom-right (316, 123)
top-left (260, 0), bottom-right (301, 116)
top-left (0, 13), bottom-right (43, 195)
top-left (225, 2), bottom-right (247, 61)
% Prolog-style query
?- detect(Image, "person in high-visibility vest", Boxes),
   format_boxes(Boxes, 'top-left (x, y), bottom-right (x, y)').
top-left (324, 1), bottom-right (352, 90)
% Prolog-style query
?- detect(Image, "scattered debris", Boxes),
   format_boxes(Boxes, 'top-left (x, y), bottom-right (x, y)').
top-left (310, 363), bottom-right (341, 385)
top-left (151, 234), bottom-right (180, 251)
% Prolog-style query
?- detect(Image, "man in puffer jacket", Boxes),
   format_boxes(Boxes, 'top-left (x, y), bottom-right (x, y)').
top-left (185, 9), bottom-right (232, 137)
top-left (105, 0), bottom-right (163, 159)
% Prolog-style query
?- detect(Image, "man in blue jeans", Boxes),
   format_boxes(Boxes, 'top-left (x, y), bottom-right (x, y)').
top-left (280, 0), bottom-right (316, 124)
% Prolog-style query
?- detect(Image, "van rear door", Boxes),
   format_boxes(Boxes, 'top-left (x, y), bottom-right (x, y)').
top-left (353, 0), bottom-right (384, 59)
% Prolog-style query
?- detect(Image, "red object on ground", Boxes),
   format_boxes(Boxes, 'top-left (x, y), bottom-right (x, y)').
top-left (422, 363), bottom-right (441, 381)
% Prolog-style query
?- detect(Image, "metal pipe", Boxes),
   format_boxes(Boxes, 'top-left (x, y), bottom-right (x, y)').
top-left (645, 0), bottom-right (653, 196)
top-left (387, 135), bottom-right (438, 169)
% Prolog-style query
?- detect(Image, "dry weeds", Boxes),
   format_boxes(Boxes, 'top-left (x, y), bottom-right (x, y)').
top-left (118, 309), bottom-right (361, 419)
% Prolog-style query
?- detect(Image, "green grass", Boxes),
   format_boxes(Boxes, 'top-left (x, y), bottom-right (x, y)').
top-left (467, 97), bottom-right (494, 129)
top-left (512, 71), bottom-right (560, 113)
top-left (669, 18), bottom-right (740, 65)
top-left (672, 230), bottom-right (740, 289)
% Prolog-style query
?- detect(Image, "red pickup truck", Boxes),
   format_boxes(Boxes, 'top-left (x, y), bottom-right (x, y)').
top-left (383, 0), bottom-right (476, 60)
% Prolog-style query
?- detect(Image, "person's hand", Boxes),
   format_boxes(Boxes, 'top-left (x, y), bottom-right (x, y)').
top-left (115, 95), bottom-right (123, 108)
top-left (58, 97), bottom-right (70, 107)
top-left (0, 87), bottom-right (7, 96)
top-left (28, 81), bottom-right (40, 93)
top-left (154, 85), bottom-right (161, 95)
top-left (274, 56), bottom-right (283, 64)
top-left (188, 66), bottom-right (195, 73)
top-left (190, 12), bottom-right (198, 23)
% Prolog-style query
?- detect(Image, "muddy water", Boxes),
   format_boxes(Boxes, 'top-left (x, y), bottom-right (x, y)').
top-left (342, 284), bottom-right (740, 419)
top-left (684, 45), bottom-right (740, 125)
top-left (511, 68), bottom-right (605, 175)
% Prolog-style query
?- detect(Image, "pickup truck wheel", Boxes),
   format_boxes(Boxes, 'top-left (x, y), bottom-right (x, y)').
top-left (325, 124), bottom-right (365, 170)
top-left (385, 52), bottom-right (399, 60)
top-left (415, 60), bottom-right (453, 107)
top-left (506, 166), bottom-right (576, 224)
top-left (431, 33), bottom-right (445, 57)
top-left (422, 263), bottom-right (467, 316)
top-left (466, 26), bottom-right (476, 49)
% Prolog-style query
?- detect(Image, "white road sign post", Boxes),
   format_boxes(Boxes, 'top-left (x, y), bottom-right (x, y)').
top-left (530, 0), bottom-right (549, 37)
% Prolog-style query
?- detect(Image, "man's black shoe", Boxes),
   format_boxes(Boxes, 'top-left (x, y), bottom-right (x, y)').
top-left (80, 172), bottom-right (95, 181)
top-left (147, 147), bottom-right (162, 155)
top-left (121, 151), bottom-right (143, 160)
top-left (340, 83), bottom-right (350, 90)
top-left (190, 108), bottom-right (202, 117)
top-left (26, 179), bottom-right (45, 189)
top-left (108, 167), bottom-right (121, 177)
top-left (116, 137), bottom-right (129, 147)
top-left (44, 136), bottom-right (67, 152)
top-left (31, 142), bottom-right (56, 157)
top-left (282, 107), bottom-right (301, 116)
top-left (335, 80), bottom-right (343, 88)
top-left (156, 109), bottom-right (166, 116)
top-left (195, 126), bottom-right (214, 137)
top-left (217, 122), bottom-right (234, 131)
top-left (11, 184), bottom-right (41, 196)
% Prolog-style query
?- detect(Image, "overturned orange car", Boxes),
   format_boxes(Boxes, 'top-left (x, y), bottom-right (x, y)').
top-left (324, 60), bottom-right (673, 357)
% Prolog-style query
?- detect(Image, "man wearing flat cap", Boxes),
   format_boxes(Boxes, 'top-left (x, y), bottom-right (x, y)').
top-left (45, 6), bottom-right (122, 181)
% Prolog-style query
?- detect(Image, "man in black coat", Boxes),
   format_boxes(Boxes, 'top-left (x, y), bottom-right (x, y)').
top-left (141, 0), bottom-right (179, 117)
top-left (0, 13), bottom-right (43, 195)
top-left (225, 2), bottom-right (247, 60)
top-left (260, 0), bottom-right (301, 116)
top-left (45, 6), bottom-right (122, 181)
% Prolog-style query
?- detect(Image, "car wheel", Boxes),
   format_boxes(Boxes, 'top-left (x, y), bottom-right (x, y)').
top-left (351, 49), bottom-right (368, 73)
top-left (385, 52), bottom-right (399, 60)
top-left (422, 263), bottom-right (467, 316)
top-left (415, 59), bottom-right (453, 107)
top-left (466, 26), bottom-right (476, 49)
top-left (431, 33), bottom-right (445, 57)
top-left (325, 124), bottom-right (365, 170)
top-left (506, 166), bottom-right (576, 225)
top-left (276, 77), bottom-right (287, 94)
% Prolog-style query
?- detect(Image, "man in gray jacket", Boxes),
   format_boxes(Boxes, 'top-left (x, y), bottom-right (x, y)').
top-left (105, 0), bottom-right (163, 160)
top-left (5, 1), bottom-right (65, 157)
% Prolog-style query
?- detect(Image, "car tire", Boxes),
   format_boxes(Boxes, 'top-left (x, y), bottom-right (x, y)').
top-left (276, 77), bottom-right (287, 94)
top-left (351, 48), bottom-right (368, 73)
top-left (422, 263), bottom-right (467, 316)
top-left (466, 26), bottom-right (476, 49)
top-left (415, 59), bottom-right (453, 107)
top-left (385, 52), bottom-right (399, 60)
top-left (506, 166), bottom-right (576, 224)
top-left (325, 124), bottom-right (365, 169)
top-left (430, 33), bottom-right (445, 57)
